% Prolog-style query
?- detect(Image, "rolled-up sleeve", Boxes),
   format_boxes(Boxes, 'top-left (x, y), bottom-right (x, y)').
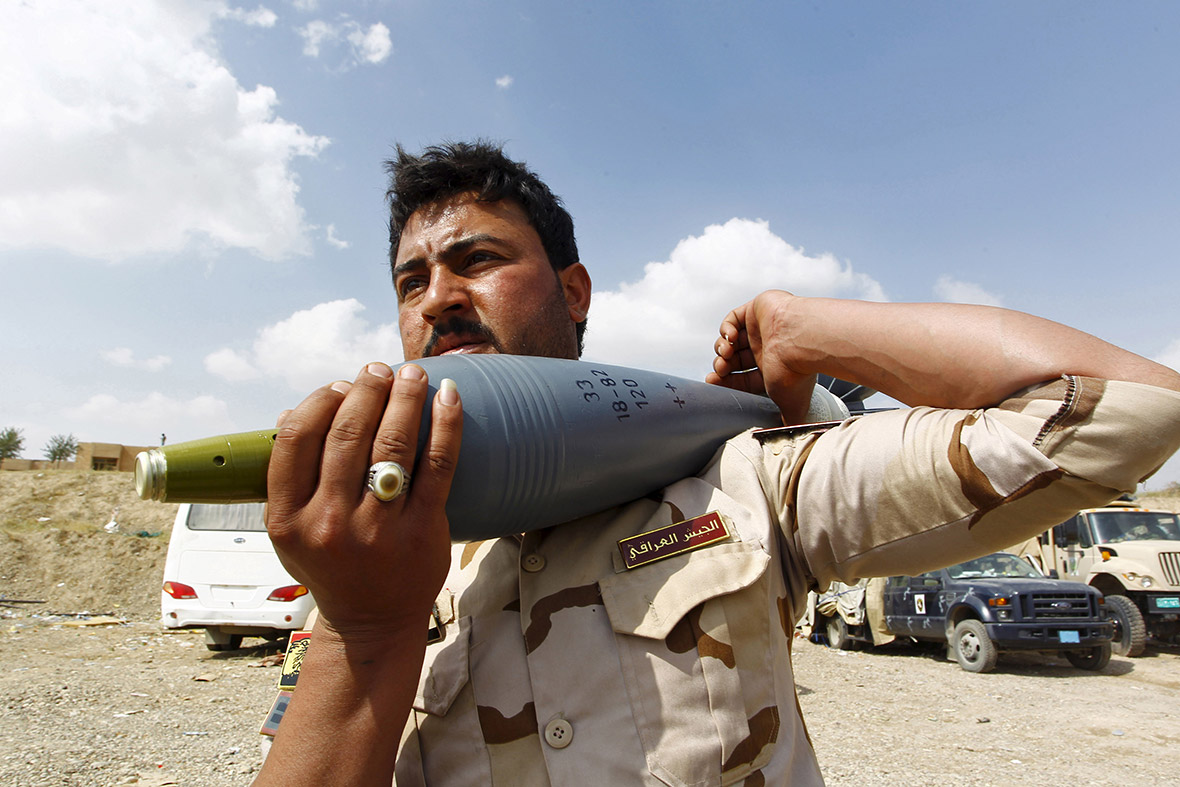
top-left (756, 376), bottom-right (1180, 590)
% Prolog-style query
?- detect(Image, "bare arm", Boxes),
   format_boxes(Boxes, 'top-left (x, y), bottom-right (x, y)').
top-left (254, 362), bottom-right (463, 786)
top-left (708, 291), bottom-right (1180, 422)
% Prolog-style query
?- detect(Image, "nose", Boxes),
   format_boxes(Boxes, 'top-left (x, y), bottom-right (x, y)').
top-left (419, 268), bottom-right (471, 324)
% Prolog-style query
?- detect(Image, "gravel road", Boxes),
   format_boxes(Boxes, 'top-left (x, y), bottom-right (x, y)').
top-left (3, 611), bottom-right (1177, 786)
top-left (4, 472), bottom-right (1178, 784)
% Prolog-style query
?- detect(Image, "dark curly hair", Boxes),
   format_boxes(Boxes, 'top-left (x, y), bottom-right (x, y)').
top-left (385, 140), bottom-right (584, 350)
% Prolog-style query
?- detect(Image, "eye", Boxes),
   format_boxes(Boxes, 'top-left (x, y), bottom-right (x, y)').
top-left (466, 250), bottom-right (498, 267)
top-left (397, 275), bottom-right (427, 301)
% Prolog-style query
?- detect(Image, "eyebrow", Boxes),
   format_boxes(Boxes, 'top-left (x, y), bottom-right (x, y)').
top-left (392, 233), bottom-right (503, 280)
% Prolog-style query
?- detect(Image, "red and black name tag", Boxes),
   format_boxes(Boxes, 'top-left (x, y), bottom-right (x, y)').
top-left (617, 511), bottom-right (730, 570)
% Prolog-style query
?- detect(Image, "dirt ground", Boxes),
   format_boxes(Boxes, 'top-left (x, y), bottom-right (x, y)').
top-left (2, 469), bottom-right (1179, 785)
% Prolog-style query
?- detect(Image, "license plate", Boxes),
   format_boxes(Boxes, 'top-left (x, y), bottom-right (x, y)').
top-left (1158, 597), bottom-right (1180, 609)
top-left (1059, 630), bottom-right (1080, 644)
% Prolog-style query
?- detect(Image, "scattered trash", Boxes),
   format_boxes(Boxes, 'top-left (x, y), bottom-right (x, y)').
top-left (182, 731), bottom-right (209, 736)
top-left (977, 717), bottom-right (991, 724)
top-left (1112, 729), bottom-right (1125, 736)
top-left (104, 507), bottom-right (120, 533)
top-left (60, 616), bottom-right (126, 627)
top-left (249, 653), bottom-right (285, 668)
top-left (37, 516), bottom-right (51, 522)
top-left (0, 596), bottom-right (46, 609)
top-left (192, 673), bottom-right (218, 682)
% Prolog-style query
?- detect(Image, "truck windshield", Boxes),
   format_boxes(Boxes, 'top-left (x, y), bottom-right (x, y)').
top-left (186, 503), bottom-right (268, 532)
top-left (1089, 511), bottom-right (1180, 544)
top-left (948, 553), bottom-right (1042, 579)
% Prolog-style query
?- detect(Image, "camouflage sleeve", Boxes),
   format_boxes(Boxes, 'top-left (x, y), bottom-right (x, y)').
top-left (760, 376), bottom-right (1180, 590)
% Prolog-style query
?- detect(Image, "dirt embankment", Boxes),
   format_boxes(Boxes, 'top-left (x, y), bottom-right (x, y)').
top-left (0, 469), bottom-right (179, 619)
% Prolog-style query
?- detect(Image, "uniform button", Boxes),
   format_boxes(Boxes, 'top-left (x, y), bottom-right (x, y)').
top-left (544, 718), bottom-right (573, 749)
top-left (522, 553), bottom-right (546, 573)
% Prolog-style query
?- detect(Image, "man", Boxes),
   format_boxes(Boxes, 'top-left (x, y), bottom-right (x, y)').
top-left (256, 141), bottom-right (1180, 785)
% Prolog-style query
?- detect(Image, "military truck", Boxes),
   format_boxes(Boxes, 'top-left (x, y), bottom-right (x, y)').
top-left (809, 552), bottom-right (1113, 673)
top-left (1009, 500), bottom-right (1180, 656)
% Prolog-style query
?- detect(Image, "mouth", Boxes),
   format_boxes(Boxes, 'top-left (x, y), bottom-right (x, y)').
top-left (429, 334), bottom-right (494, 356)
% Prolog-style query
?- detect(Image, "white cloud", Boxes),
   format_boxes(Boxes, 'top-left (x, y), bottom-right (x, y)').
top-left (582, 218), bottom-right (887, 377)
top-left (496, 75), bottom-right (514, 89)
top-left (204, 348), bottom-right (262, 381)
top-left (290, 0), bottom-right (318, 12)
top-left (65, 392), bottom-right (236, 444)
top-left (350, 21), bottom-right (392, 64)
top-left (325, 223), bottom-right (350, 249)
top-left (209, 299), bottom-right (401, 391)
top-left (1155, 338), bottom-right (1180, 373)
top-left (933, 275), bottom-right (1003, 307)
top-left (298, 18), bottom-right (335, 56)
top-left (102, 347), bottom-right (172, 371)
top-left (220, 5), bottom-right (278, 27)
top-left (299, 18), bottom-right (392, 66)
top-left (0, 0), bottom-right (328, 262)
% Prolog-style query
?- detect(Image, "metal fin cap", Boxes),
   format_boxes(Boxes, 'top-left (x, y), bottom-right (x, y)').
top-left (135, 450), bottom-right (166, 501)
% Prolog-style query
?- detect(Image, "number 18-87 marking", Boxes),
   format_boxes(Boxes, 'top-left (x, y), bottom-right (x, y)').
top-left (576, 370), bottom-right (650, 421)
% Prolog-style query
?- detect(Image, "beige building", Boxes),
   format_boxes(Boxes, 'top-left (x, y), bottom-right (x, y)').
top-left (1, 442), bottom-right (152, 472)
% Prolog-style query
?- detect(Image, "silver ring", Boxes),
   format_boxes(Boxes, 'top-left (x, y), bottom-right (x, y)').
top-left (367, 461), bottom-right (410, 501)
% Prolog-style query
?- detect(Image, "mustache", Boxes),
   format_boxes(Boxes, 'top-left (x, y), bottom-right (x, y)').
top-left (423, 317), bottom-right (502, 357)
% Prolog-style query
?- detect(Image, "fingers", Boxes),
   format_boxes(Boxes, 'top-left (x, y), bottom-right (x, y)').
top-left (404, 378), bottom-right (463, 531)
top-left (269, 382), bottom-right (352, 514)
top-left (315, 363), bottom-right (402, 496)
top-left (369, 364), bottom-right (429, 466)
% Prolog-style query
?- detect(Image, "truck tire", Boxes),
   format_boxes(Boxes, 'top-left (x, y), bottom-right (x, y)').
top-left (1065, 642), bottom-right (1112, 671)
top-left (1105, 595), bottom-right (1147, 657)
top-left (952, 619), bottom-right (998, 673)
top-left (825, 615), bottom-right (856, 651)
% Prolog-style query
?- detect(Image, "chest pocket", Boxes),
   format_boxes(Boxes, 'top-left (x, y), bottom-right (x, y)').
top-left (599, 541), bottom-right (778, 787)
top-left (399, 616), bottom-right (494, 785)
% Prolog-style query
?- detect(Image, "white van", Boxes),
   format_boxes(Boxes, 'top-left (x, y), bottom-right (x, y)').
top-left (161, 502), bottom-right (314, 650)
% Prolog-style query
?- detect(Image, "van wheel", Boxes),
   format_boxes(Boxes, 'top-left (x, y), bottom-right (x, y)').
top-left (1065, 642), bottom-right (1112, 671)
top-left (826, 615), bottom-right (856, 650)
top-left (1105, 595), bottom-right (1146, 657)
top-left (952, 619), bottom-right (998, 673)
top-left (204, 629), bottom-right (244, 652)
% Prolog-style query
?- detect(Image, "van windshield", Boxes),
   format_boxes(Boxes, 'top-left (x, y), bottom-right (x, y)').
top-left (1089, 511), bottom-right (1180, 544)
top-left (186, 503), bottom-right (267, 532)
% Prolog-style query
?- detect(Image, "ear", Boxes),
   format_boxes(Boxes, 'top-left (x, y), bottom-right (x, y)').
top-left (558, 263), bottom-right (592, 324)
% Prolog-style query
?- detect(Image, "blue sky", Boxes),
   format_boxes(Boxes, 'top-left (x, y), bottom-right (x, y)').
top-left (3, 1), bottom-right (1179, 488)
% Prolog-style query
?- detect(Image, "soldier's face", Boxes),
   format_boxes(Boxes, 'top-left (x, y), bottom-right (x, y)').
top-left (393, 192), bottom-right (590, 361)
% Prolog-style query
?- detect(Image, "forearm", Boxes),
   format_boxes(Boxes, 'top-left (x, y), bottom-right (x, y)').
top-left (773, 297), bottom-right (1180, 407)
top-left (254, 620), bottom-right (427, 786)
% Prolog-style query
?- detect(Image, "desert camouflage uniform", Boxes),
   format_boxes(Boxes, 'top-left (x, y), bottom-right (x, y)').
top-left (394, 377), bottom-right (1180, 785)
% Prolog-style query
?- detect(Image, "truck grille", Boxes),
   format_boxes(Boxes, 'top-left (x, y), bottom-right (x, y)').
top-left (1025, 592), bottom-right (1093, 619)
top-left (1160, 552), bottom-right (1180, 586)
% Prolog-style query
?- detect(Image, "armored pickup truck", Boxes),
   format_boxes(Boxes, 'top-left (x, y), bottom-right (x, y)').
top-left (1009, 499), bottom-right (1180, 656)
top-left (811, 552), bottom-right (1113, 673)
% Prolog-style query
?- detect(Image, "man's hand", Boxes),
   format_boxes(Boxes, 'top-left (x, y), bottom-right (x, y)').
top-left (255, 362), bottom-right (463, 786)
top-left (265, 361), bottom-right (463, 639)
top-left (707, 290), bottom-right (818, 424)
